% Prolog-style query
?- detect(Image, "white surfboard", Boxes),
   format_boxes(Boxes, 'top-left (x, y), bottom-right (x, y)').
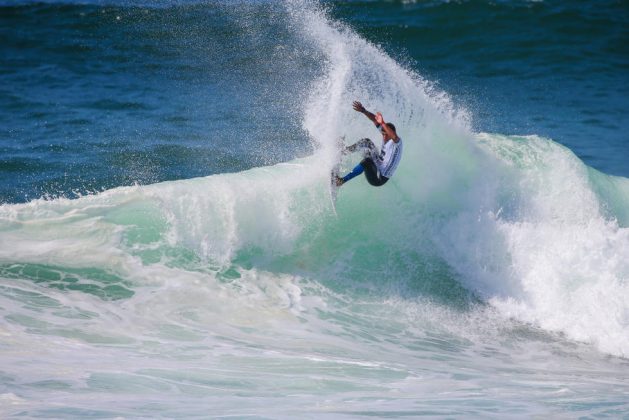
top-left (330, 165), bottom-right (340, 215)
top-left (329, 136), bottom-right (345, 215)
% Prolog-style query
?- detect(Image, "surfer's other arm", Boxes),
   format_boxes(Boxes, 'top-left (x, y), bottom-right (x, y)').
top-left (352, 101), bottom-right (378, 126)
top-left (375, 112), bottom-right (400, 142)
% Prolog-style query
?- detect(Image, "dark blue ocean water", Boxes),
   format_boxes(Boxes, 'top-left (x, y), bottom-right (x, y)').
top-left (1, 0), bottom-right (627, 203)
top-left (0, 1), bottom-right (318, 202)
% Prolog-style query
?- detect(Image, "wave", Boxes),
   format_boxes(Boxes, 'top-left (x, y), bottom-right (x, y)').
top-left (1, 0), bottom-right (628, 359)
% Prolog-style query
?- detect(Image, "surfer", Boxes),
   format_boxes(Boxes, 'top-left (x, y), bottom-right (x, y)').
top-left (335, 101), bottom-right (403, 187)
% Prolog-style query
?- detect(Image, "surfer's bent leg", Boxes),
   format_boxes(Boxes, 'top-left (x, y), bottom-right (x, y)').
top-left (344, 138), bottom-right (376, 157)
top-left (361, 158), bottom-right (389, 187)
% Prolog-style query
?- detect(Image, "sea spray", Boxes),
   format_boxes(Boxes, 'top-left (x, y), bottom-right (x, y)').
top-left (291, 1), bottom-right (629, 357)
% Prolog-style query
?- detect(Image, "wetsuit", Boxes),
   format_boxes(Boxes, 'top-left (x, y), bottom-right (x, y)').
top-left (341, 125), bottom-right (403, 186)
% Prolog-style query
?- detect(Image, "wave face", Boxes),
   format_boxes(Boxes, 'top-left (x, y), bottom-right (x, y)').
top-left (292, 1), bottom-right (629, 358)
top-left (1, 0), bottom-right (628, 417)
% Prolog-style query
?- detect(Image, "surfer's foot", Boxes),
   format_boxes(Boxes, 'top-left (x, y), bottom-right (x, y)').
top-left (335, 176), bottom-right (344, 186)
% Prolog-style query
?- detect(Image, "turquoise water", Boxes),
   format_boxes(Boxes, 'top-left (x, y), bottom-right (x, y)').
top-left (1, 1), bottom-right (628, 418)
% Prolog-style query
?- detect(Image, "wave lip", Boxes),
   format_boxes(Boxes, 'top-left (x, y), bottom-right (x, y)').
top-left (438, 133), bottom-right (629, 357)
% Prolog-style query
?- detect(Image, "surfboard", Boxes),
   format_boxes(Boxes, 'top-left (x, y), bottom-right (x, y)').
top-left (330, 165), bottom-right (340, 215)
top-left (329, 136), bottom-right (345, 215)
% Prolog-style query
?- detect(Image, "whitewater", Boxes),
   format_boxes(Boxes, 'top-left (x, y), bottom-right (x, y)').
top-left (1, 1), bottom-right (628, 418)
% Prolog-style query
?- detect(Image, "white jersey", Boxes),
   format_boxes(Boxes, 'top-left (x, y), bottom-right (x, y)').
top-left (375, 125), bottom-right (403, 178)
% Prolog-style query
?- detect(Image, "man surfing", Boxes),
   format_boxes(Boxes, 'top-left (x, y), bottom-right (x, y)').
top-left (335, 101), bottom-right (403, 187)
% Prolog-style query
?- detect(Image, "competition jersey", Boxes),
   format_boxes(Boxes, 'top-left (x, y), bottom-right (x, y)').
top-left (375, 124), bottom-right (403, 178)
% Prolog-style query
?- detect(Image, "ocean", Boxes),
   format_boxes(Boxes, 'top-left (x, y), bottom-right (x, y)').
top-left (1, 0), bottom-right (628, 418)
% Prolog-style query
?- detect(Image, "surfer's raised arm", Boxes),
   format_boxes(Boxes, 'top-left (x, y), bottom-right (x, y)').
top-left (352, 101), bottom-right (378, 126)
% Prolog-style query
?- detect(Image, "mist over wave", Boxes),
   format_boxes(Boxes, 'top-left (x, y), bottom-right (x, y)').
top-left (292, 0), bottom-right (629, 357)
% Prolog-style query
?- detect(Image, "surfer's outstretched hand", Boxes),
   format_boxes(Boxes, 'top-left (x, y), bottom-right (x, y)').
top-left (375, 112), bottom-right (385, 125)
top-left (352, 101), bottom-right (366, 113)
top-left (353, 100), bottom-right (378, 125)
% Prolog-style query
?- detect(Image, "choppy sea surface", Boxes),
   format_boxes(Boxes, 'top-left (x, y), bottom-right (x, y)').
top-left (1, 0), bottom-right (628, 418)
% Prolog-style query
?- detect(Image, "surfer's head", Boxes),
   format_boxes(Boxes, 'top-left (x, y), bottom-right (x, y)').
top-left (380, 122), bottom-right (396, 140)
